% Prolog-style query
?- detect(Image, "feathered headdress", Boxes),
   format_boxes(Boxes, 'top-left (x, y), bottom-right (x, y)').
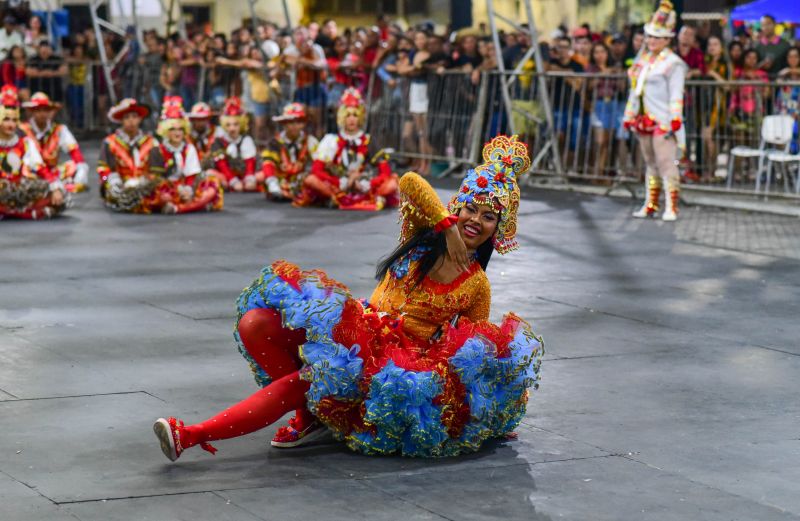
top-left (336, 88), bottom-right (365, 129)
top-left (220, 96), bottom-right (248, 133)
top-left (0, 84), bottom-right (20, 122)
top-left (448, 135), bottom-right (530, 254)
top-left (156, 96), bottom-right (189, 139)
top-left (644, 0), bottom-right (677, 38)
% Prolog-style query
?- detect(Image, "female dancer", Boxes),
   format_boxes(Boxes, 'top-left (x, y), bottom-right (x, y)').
top-left (149, 96), bottom-right (224, 214)
top-left (154, 135), bottom-right (543, 459)
top-left (207, 97), bottom-right (260, 192)
top-left (623, 0), bottom-right (687, 221)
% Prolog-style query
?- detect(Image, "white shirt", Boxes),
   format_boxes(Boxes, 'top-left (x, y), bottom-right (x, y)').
top-left (162, 141), bottom-right (201, 178)
top-left (220, 131), bottom-right (257, 160)
top-left (261, 39), bottom-right (280, 60)
top-left (282, 43), bottom-right (327, 69)
top-left (0, 28), bottom-right (23, 60)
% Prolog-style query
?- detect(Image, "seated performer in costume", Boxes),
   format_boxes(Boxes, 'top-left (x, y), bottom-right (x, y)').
top-left (294, 88), bottom-right (399, 210)
top-left (262, 103), bottom-right (318, 201)
top-left (153, 135), bottom-right (544, 460)
top-left (187, 102), bottom-right (216, 166)
top-left (97, 98), bottom-right (168, 213)
top-left (149, 96), bottom-right (223, 214)
top-left (20, 92), bottom-right (90, 193)
top-left (0, 85), bottom-right (66, 219)
top-left (208, 97), bottom-right (260, 192)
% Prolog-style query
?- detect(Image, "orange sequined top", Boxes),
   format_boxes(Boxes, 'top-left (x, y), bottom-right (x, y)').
top-left (369, 173), bottom-right (491, 340)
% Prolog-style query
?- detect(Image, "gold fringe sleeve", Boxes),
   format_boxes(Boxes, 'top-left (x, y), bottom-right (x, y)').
top-left (398, 172), bottom-right (451, 243)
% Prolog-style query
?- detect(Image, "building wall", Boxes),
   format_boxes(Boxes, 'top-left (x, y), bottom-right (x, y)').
top-left (55, 0), bottom-right (627, 39)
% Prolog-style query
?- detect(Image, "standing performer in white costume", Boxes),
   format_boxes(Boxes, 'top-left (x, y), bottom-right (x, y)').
top-left (623, 0), bottom-right (687, 221)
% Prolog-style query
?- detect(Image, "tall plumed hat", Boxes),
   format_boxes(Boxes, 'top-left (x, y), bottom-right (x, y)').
top-left (219, 96), bottom-right (248, 133)
top-left (160, 96), bottom-right (186, 120)
top-left (644, 0), bottom-right (677, 38)
top-left (448, 135), bottom-right (529, 254)
top-left (156, 96), bottom-right (189, 138)
top-left (222, 96), bottom-right (245, 117)
top-left (0, 84), bottom-right (20, 121)
top-left (1, 84), bottom-right (19, 108)
top-left (336, 87), bottom-right (365, 128)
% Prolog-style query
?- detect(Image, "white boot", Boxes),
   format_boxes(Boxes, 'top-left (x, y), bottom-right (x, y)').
top-left (662, 189), bottom-right (679, 222)
top-left (632, 175), bottom-right (661, 218)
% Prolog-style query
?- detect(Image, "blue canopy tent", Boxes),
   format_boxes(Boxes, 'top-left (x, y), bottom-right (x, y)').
top-left (730, 0), bottom-right (800, 22)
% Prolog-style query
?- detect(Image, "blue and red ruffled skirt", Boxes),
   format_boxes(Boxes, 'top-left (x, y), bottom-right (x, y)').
top-left (235, 260), bottom-right (544, 457)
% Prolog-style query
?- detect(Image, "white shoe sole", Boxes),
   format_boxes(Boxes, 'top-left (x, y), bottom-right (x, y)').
top-left (153, 418), bottom-right (178, 461)
top-left (662, 213), bottom-right (677, 222)
top-left (270, 425), bottom-right (328, 448)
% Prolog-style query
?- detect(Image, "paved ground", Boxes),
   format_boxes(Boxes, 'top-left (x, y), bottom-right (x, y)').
top-left (2, 170), bottom-right (799, 520)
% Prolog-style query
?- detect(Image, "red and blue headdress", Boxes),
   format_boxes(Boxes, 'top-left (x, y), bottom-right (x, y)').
top-left (448, 135), bottom-right (530, 254)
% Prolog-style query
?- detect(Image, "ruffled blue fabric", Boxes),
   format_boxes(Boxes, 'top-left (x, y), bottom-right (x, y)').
top-left (348, 361), bottom-right (449, 456)
top-left (234, 263), bottom-right (544, 457)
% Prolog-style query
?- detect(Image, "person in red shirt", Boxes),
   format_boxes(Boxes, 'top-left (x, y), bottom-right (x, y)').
top-left (676, 25), bottom-right (706, 78)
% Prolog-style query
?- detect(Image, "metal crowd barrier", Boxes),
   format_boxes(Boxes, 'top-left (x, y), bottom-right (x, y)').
top-left (482, 70), bottom-right (800, 199)
top-left (364, 70), bottom-right (486, 172)
top-left (39, 57), bottom-right (800, 198)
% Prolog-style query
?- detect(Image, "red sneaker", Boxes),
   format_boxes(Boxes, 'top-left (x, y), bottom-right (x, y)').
top-left (271, 417), bottom-right (327, 448)
top-left (153, 417), bottom-right (217, 462)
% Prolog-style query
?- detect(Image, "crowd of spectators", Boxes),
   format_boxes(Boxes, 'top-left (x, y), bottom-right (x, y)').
top-left (1, 4), bottom-right (798, 180)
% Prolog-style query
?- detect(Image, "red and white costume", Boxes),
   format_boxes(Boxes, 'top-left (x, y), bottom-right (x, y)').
top-left (20, 92), bottom-right (89, 193)
top-left (0, 85), bottom-right (66, 220)
top-left (148, 96), bottom-right (223, 214)
top-left (97, 98), bottom-right (171, 214)
top-left (207, 97), bottom-right (260, 192)
top-left (262, 103), bottom-right (318, 201)
top-left (295, 88), bottom-right (398, 210)
top-left (187, 102), bottom-right (217, 167)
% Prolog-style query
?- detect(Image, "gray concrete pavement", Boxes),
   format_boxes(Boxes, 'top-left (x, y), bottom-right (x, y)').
top-left (2, 169), bottom-right (799, 520)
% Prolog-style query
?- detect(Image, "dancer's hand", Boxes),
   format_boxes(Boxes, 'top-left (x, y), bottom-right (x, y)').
top-left (444, 225), bottom-right (470, 272)
top-left (50, 190), bottom-right (64, 206)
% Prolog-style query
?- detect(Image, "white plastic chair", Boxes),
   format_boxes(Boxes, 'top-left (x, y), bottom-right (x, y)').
top-left (765, 148), bottom-right (800, 194)
top-left (726, 115), bottom-right (795, 192)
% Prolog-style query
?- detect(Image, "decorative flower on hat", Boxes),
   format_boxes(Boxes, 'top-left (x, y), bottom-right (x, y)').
top-left (273, 102), bottom-right (307, 123)
top-left (108, 98), bottom-right (151, 123)
top-left (160, 96), bottom-right (186, 120)
top-left (1, 84), bottom-right (19, 108)
top-left (340, 88), bottom-right (363, 109)
top-left (156, 96), bottom-right (189, 139)
top-left (222, 96), bottom-right (245, 117)
top-left (336, 88), bottom-right (366, 129)
top-left (22, 91), bottom-right (60, 110)
top-left (187, 102), bottom-right (212, 119)
top-left (448, 135), bottom-right (529, 254)
top-left (644, 0), bottom-right (677, 38)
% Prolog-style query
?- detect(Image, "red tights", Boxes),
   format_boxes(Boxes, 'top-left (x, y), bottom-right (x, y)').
top-left (179, 309), bottom-right (314, 450)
